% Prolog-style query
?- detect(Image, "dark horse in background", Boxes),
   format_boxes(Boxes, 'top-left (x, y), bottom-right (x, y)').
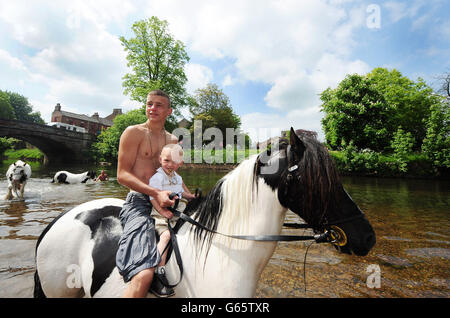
top-left (34, 128), bottom-right (375, 297)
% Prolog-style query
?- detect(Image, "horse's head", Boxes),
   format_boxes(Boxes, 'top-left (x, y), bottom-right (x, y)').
top-left (257, 128), bottom-right (375, 256)
top-left (9, 160), bottom-right (29, 184)
top-left (87, 171), bottom-right (96, 179)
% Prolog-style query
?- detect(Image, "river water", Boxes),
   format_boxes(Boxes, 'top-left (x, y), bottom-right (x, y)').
top-left (0, 162), bottom-right (449, 298)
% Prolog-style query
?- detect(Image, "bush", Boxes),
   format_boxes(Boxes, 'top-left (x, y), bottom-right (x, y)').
top-left (391, 127), bottom-right (414, 172)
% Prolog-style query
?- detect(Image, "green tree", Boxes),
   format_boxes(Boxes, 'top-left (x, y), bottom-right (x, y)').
top-left (368, 68), bottom-right (439, 150)
top-left (189, 83), bottom-right (241, 145)
top-left (4, 90), bottom-right (45, 123)
top-left (92, 109), bottom-right (147, 163)
top-left (421, 99), bottom-right (450, 170)
top-left (320, 74), bottom-right (390, 152)
top-left (0, 91), bottom-right (15, 119)
top-left (190, 83), bottom-right (232, 115)
top-left (120, 17), bottom-right (190, 120)
top-left (320, 68), bottom-right (441, 153)
top-left (391, 127), bottom-right (415, 172)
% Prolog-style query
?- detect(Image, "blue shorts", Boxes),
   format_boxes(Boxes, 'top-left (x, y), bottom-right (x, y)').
top-left (115, 192), bottom-right (161, 282)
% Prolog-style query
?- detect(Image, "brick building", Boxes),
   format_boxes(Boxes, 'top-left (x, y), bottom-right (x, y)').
top-left (51, 103), bottom-right (122, 135)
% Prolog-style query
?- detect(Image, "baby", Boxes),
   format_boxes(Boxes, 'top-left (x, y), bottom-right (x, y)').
top-left (149, 143), bottom-right (196, 294)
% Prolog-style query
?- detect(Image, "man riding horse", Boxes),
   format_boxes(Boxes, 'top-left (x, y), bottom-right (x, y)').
top-left (115, 89), bottom-right (192, 297)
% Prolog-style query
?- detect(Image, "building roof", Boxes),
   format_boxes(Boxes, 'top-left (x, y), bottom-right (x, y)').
top-left (58, 110), bottom-right (113, 126)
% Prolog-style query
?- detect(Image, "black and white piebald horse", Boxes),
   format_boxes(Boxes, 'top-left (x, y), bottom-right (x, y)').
top-left (51, 171), bottom-right (96, 184)
top-left (34, 128), bottom-right (376, 298)
top-left (5, 160), bottom-right (32, 200)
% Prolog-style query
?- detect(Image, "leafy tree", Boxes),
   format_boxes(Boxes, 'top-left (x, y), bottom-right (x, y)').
top-left (3, 90), bottom-right (45, 123)
top-left (189, 83), bottom-right (241, 145)
top-left (320, 74), bottom-right (391, 152)
top-left (189, 83), bottom-right (232, 115)
top-left (320, 68), bottom-right (441, 153)
top-left (367, 68), bottom-right (439, 150)
top-left (391, 127), bottom-right (415, 172)
top-left (120, 17), bottom-right (190, 121)
top-left (92, 109), bottom-right (147, 163)
top-left (421, 99), bottom-right (450, 170)
top-left (0, 91), bottom-right (15, 119)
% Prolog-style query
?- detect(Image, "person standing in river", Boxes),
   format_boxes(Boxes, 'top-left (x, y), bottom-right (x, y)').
top-left (115, 89), bottom-right (181, 298)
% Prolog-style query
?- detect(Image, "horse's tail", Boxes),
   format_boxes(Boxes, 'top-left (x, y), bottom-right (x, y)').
top-left (33, 270), bottom-right (46, 298)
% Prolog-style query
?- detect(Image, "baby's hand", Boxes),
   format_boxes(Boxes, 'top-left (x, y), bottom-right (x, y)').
top-left (185, 193), bottom-right (197, 201)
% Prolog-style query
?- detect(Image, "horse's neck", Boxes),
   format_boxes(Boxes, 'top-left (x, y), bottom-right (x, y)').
top-left (218, 157), bottom-right (286, 237)
top-left (174, 176), bottom-right (286, 297)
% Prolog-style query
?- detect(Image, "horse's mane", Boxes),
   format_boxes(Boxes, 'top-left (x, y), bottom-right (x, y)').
top-left (184, 156), bottom-right (258, 251)
top-left (182, 135), bottom-right (341, 251)
top-left (289, 137), bottom-right (342, 230)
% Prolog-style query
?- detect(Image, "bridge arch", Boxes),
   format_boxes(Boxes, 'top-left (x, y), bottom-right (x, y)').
top-left (0, 119), bottom-right (97, 164)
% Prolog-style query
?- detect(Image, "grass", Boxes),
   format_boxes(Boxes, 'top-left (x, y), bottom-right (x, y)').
top-left (3, 148), bottom-right (44, 161)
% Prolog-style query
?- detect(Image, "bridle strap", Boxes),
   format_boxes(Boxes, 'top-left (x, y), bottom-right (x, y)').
top-left (159, 193), bottom-right (365, 289)
top-left (169, 207), bottom-right (318, 242)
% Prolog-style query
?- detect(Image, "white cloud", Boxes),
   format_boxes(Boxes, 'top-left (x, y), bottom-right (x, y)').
top-left (185, 63), bottom-right (214, 94)
top-left (142, 0), bottom-right (371, 119)
top-left (0, 0), bottom-right (376, 137)
top-left (383, 0), bottom-right (428, 24)
top-left (222, 75), bottom-right (234, 87)
top-left (241, 106), bottom-right (326, 143)
top-left (0, 1), bottom-right (136, 122)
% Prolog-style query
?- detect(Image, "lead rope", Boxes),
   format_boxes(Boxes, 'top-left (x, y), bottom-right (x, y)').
top-left (303, 241), bottom-right (314, 295)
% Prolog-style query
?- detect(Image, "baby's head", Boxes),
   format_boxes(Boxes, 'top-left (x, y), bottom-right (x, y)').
top-left (159, 143), bottom-right (184, 174)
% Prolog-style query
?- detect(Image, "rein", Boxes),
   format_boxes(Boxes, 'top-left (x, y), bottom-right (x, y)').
top-left (158, 192), bottom-right (363, 288)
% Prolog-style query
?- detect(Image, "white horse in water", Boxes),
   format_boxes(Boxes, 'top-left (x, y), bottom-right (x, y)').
top-left (51, 170), bottom-right (96, 184)
top-left (34, 129), bottom-right (376, 298)
top-left (5, 160), bottom-right (32, 200)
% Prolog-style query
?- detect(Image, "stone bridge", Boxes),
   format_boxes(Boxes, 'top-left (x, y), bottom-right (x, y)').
top-left (0, 118), bottom-right (97, 164)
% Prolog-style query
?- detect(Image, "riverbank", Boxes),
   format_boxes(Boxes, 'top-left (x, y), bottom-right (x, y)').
top-left (2, 147), bottom-right (447, 180)
top-left (329, 151), bottom-right (449, 180)
top-left (1, 148), bottom-right (44, 163)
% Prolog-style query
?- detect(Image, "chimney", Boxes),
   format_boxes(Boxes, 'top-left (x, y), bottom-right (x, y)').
top-left (54, 103), bottom-right (61, 111)
top-left (92, 112), bottom-right (99, 120)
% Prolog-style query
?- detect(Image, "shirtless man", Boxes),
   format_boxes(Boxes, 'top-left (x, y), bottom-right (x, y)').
top-left (115, 89), bottom-right (182, 298)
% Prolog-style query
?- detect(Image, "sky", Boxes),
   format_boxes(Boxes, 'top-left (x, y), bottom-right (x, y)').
top-left (0, 0), bottom-right (449, 142)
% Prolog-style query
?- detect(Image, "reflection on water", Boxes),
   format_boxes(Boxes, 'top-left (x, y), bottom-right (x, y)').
top-left (0, 163), bottom-right (449, 298)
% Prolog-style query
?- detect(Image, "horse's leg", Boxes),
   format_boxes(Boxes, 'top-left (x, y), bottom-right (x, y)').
top-left (5, 186), bottom-right (13, 200)
top-left (19, 182), bottom-right (25, 199)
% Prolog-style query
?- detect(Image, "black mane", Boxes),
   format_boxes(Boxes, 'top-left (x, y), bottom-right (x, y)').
top-left (183, 179), bottom-right (225, 249)
top-left (181, 134), bottom-right (342, 245)
top-left (257, 136), bottom-right (342, 231)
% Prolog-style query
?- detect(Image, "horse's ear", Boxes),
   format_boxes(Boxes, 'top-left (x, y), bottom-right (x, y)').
top-left (289, 127), bottom-right (306, 159)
